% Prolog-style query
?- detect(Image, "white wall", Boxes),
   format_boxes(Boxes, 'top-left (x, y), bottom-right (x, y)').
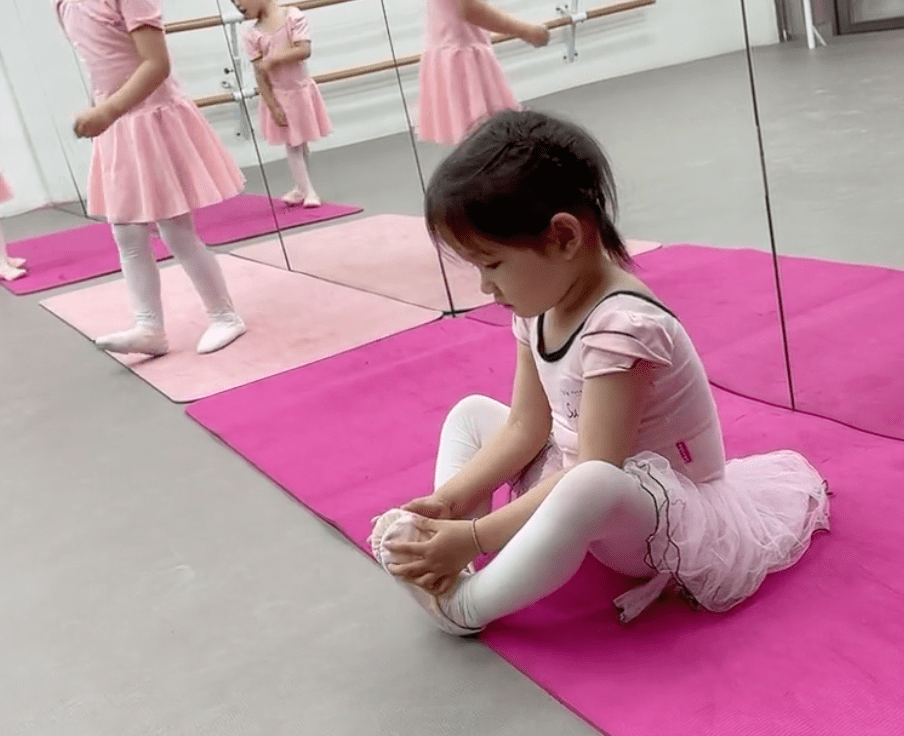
top-left (0, 0), bottom-right (776, 215)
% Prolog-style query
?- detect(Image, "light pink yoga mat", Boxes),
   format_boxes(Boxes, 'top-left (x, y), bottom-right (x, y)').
top-left (41, 254), bottom-right (440, 402)
top-left (192, 194), bottom-right (362, 246)
top-left (2, 222), bottom-right (168, 296)
top-left (233, 214), bottom-right (661, 312)
top-left (187, 315), bottom-right (900, 735)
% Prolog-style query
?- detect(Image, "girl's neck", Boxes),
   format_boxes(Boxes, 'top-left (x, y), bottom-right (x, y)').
top-left (552, 252), bottom-right (620, 323)
top-left (258, 2), bottom-right (282, 23)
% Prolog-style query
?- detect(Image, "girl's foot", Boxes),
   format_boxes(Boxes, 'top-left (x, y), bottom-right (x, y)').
top-left (370, 509), bottom-right (484, 637)
top-left (7, 257), bottom-right (26, 269)
top-left (197, 314), bottom-right (246, 354)
top-left (0, 262), bottom-right (27, 281)
top-left (280, 188), bottom-right (306, 206)
top-left (96, 325), bottom-right (169, 356)
top-left (303, 192), bottom-right (321, 208)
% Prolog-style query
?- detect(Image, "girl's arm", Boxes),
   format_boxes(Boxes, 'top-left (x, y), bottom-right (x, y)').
top-left (261, 40), bottom-right (312, 72)
top-left (474, 366), bottom-right (649, 553)
top-left (457, 0), bottom-right (550, 46)
top-left (252, 63), bottom-right (288, 126)
top-left (429, 341), bottom-right (554, 518)
top-left (74, 26), bottom-right (170, 138)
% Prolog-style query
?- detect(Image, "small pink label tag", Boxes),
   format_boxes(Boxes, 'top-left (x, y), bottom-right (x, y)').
top-left (676, 441), bottom-right (692, 463)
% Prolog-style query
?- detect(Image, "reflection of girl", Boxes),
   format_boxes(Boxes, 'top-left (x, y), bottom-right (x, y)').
top-left (370, 110), bottom-right (830, 635)
top-left (418, 0), bottom-right (549, 145)
top-left (56, 0), bottom-right (247, 357)
top-left (236, 0), bottom-right (331, 208)
top-left (0, 172), bottom-right (27, 282)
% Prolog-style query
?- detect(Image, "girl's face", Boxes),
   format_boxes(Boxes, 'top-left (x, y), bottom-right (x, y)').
top-left (459, 237), bottom-right (573, 319)
top-left (231, 0), bottom-right (265, 19)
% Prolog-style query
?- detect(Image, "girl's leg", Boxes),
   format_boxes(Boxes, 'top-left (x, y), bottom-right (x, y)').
top-left (434, 394), bottom-right (511, 519)
top-left (155, 212), bottom-right (246, 354)
top-left (283, 143), bottom-right (320, 207)
top-left (384, 460), bottom-right (658, 633)
top-left (0, 221), bottom-right (27, 281)
top-left (95, 223), bottom-right (168, 355)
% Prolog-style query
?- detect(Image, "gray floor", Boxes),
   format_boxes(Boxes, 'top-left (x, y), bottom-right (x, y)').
top-left (2, 31), bottom-right (900, 735)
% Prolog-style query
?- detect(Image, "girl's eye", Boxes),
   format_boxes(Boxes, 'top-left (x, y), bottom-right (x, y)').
top-left (484, 262), bottom-right (502, 270)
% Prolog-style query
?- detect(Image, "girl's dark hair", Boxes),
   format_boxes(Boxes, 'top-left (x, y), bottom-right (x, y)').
top-left (425, 109), bottom-right (630, 267)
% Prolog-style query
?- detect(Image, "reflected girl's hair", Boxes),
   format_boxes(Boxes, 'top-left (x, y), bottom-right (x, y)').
top-left (425, 109), bottom-right (630, 267)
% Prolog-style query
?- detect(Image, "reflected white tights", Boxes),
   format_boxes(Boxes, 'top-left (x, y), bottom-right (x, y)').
top-left (99, 212), bottom-right (245, 355)
top-left (379, 395), bottom-right (658, 631)
top-left (284, 144), bottom-right (319, 206)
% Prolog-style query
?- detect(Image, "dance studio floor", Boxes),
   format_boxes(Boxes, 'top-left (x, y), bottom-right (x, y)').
top-left (2, 31), bottom-right (901, 736)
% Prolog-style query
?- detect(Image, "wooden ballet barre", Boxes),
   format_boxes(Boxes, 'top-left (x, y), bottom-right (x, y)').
top-left (193, 0), bottom-right (655, 108)
top-left (165, 0), bottom-right (355, 34)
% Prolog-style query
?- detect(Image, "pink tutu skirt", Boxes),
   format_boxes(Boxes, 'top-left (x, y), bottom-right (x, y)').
top-left (260, 80), bottom-right (332, 147)
top-left (0, 173), bottom-right (12, 203)
top-left (511, 447), bottom-right (830, 623)
top-left (88, 97), bottom-right (245, 224)
top-left (613, 451), bottom-right (830, 622)
top-left (417, 45), bottom-right (520, 145)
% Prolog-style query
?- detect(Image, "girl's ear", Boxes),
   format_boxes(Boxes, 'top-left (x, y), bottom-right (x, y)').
top-left (547, 212), bottom-right (583, 260)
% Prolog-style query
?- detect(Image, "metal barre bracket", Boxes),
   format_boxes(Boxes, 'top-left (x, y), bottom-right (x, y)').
top-left (556, 1), bottom-right (588, 63)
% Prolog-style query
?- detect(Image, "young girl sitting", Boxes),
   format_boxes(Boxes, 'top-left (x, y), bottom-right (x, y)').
top-left (236, 0), bottom-right (331, 207)
top-left (0, 172), bottom-right (27, 282)
top-left (370, 110), bottom-right (830, 634)
top-left (57, 0), bottom-right (247, 356)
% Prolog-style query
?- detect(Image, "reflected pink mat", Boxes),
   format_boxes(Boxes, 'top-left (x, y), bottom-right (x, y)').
top-left (192, 194), bottom-right (362, 246)
top-left (187, 316), bottom-right (901, 736)
top-left (233, 214), bottom-right (660, 312)
top-left (41, 254), bottom-right (439, 402)
top-left (2, 222), bottom-right (167, 296)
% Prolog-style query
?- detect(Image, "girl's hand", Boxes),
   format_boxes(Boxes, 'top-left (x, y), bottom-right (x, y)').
top-left (385, 518), bottom-right (477, 594)
top-left (74, 105), bottom-right (117, 138)
top-left (259, 56), bottom-right (277, 75)
top-left (523, 24), bottom-right (550, 48)
top-left (270, 104), bottom-right (288, 127)
top-left (400, 495), bottom-right (453, 519)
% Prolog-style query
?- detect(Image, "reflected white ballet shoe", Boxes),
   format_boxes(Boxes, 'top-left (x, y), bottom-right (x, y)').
top-left (371, 509), bottom-right (484, 637)
top-left (95, 325), bottom-right (169, 356)
top-left (196, 314), bottom-right (246, 354)
top-left (0, 263), bottom-right (27, 281)
top-left (280, 188), bottom-right (306, 206)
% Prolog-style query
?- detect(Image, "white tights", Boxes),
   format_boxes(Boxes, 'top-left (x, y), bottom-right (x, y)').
top-left (433, 395), bottom-right (658, 629)
top-left (113, 212), bottom-right (235, 330)
top-left (285, 144), bottom-right (318, 203)
top-left (102, 212), bottom-right (244, 355)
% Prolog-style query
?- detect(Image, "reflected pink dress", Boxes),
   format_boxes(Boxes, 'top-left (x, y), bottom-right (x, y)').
top-left (512, 292), bottom-right (831, 622)
top-left (56, 0), bottom-right (245, 224)
top-left (0, 173), bottom-right (12, 203)
top-left (243, 8), bottom-right (331, 147)
top-left (418, 0), bottom-right (520, 145)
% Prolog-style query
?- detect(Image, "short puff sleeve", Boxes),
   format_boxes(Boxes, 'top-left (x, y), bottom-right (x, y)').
top-left (286, 8), bottom-right (312, 44)
top-left (120, 0), bottom-right (164, 31)
top-left (512, 315), bottom-right (531, 346)
top-left (243, 27), bottom-right (263, 62)
top-left (580, 310), bottom-right (673, 378)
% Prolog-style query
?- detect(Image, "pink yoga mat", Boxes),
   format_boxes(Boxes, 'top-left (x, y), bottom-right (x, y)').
top-left (233, 214), bottom-right (661, 313)
top-left (187, 315), bottom-right (901, 736)
top-left (2, 223), bottom-right (168, 296)
top-left (191, 194), bottom-right (362, 246)
top-left (41, 254), bottom-right (440, 402)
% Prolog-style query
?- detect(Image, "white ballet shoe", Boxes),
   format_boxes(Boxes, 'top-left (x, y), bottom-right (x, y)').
top-left (303, 193), bottom-right (321, 208)
top-left (0, 263), bottom-right (27, 281)
top-left (95, 325), bottom-right (169, 356)
top-left (196, 314), bottom-right (246, 354)
top-left (280, 188), bottom-right (306, 206)
top-left (371, 509), bottom-right (484, 637)
top-left (7, 257), bottom-right (26, 269)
